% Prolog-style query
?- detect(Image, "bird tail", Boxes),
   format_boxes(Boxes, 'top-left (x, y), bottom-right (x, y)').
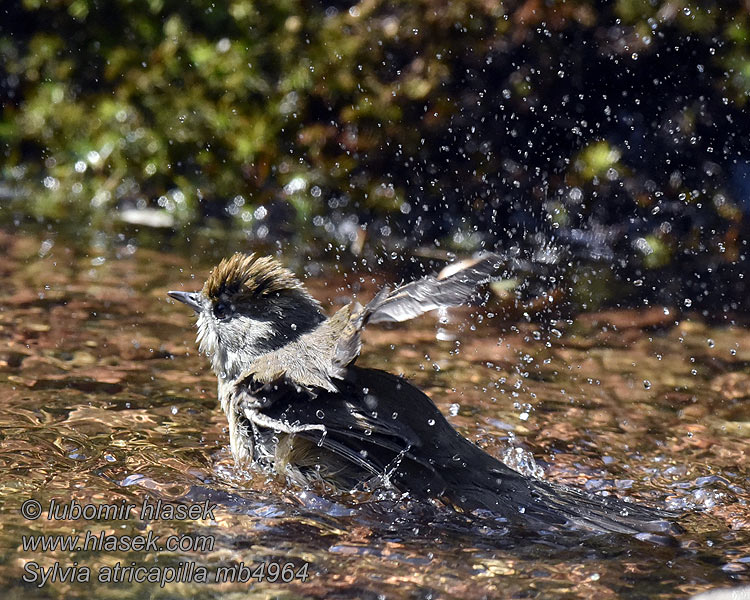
top-left (440, 444), bottom-right (681, 538)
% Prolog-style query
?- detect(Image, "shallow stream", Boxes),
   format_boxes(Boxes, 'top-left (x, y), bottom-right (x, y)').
top-left (0, 230), bottom-right (748, 599)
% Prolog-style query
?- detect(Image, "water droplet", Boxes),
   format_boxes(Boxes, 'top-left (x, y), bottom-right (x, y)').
top-left (643, 380), bottom-right (651, 390)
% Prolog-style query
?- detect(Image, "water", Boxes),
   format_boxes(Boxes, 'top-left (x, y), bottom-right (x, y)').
top-left (0, 230), bottom-right (748, 598)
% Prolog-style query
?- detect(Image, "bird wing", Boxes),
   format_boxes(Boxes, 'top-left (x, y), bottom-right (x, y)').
top-left (331, 252), bottom-right (502, 372)
top-left (365, 252), bottom-right (502, 324)
top-left (241, 253), bottom-right (503, 391)
top-left (233, 367), bottom-right (457, 498)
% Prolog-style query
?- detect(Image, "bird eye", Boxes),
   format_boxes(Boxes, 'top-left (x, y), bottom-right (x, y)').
top-left (213, 302), bottom-right (231, 320)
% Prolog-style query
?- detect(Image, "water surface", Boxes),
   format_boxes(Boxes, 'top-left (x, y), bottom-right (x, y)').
top-left (0, 230), bottom-right (748, 599)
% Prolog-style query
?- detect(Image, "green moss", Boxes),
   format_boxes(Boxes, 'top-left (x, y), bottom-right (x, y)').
top-left (575, 141), bottom-right (622, 181)
top-left (0, 0), bottom-right (747, 274)
top-left (641, 235), bottom-right (672, 270)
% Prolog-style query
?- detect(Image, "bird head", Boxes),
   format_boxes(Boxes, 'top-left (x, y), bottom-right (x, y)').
top-left (169, 253), bottom-right (325, 380)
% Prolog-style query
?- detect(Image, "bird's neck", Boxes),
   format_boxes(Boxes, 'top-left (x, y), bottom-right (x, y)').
top-left (211, 301), bottom-right (327, 382)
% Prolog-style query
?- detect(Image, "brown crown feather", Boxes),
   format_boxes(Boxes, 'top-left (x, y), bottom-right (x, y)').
top-left (202, 253), bottom-right (307, 302)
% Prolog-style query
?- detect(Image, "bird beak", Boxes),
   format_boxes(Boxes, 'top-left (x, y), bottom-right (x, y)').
top-left (168, 291), bottom-right (203, 313)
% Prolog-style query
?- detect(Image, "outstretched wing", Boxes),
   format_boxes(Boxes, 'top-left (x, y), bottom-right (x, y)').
top-left (332, 252), bottom-right (503, 371)
top-left (236, 253), bottom-right (503, 391)
top-left (366, 252), bottom-right (502, 324)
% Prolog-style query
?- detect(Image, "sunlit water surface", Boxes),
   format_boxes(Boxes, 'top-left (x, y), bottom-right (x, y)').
top-left (0, 230), bottom-right (748, 599)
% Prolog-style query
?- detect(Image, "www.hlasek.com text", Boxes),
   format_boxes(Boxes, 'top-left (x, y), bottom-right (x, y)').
top-left (22, 529), bottom-right (215, 553)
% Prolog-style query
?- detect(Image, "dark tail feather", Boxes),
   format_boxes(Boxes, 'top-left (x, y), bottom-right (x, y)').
top-left (441, 449), bottom-right (681, 537)
top-left (521, 476), bottom-right (680, 536)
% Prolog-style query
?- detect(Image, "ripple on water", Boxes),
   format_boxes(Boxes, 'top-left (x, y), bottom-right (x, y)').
top-left (0, 231), bottom-right (748, 598)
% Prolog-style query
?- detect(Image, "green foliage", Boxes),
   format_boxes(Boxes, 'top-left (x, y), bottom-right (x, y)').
top-left (1, 0), bottom-right (748, 289)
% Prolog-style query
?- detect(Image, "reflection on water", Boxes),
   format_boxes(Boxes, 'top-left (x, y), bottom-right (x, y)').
top-left (0, 230), bottom-right (748, 599)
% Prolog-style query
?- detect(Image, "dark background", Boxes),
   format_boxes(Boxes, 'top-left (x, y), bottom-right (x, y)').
top-left (2, 0), bottom-right (749, 313)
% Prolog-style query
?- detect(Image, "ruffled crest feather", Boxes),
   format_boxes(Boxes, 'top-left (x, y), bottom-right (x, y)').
top-left (203, 252), bottom-right (306, 302)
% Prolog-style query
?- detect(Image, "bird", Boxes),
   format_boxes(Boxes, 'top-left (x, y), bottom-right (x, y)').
top-left (168, 252), bottom-right (680, 537)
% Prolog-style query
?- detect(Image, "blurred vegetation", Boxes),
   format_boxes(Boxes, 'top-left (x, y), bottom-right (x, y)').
top-left (1, 0), bottom-right (749, 309)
